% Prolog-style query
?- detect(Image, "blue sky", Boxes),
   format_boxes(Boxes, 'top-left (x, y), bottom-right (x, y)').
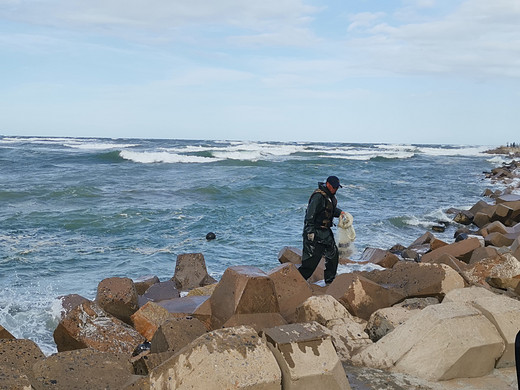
top-left (0, 0), bottom-right (519, 144)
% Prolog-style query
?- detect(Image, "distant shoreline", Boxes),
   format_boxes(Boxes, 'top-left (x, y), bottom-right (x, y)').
top-left (485, 145), bottom-right (520, 158)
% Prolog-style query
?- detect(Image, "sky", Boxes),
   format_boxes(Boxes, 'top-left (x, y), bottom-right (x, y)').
top-left (0, 0), bottom-right (519, 145)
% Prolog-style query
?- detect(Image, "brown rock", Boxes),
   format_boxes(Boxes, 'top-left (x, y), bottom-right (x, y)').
top-left (55, 294), bottom-right (90, 321)
top-left (140, 280), bottom-right (180, 305)
top-left (420, 236), bottom-right (481, 263)
top-left (469, 246), bottom-right (500, 264)
top-left (32, 348), bottom-right (136, 390)
top-left (360, 262), bottom-right (465, 300)
top-left (96, 277), bottom-right (139, 325)
top-left (209, 266), bottom-right (281, 330)
top-left (0, 338), bottom-right (44, 384)
top-left (53, 301), bottom-right (145, 354)
top-left (327, 273), bottom-right (405, 320)
top-left (278, 246), bottom-right (302, 264)
top-left (469, 200), bottom-right (496, 216)
top-left (453, 211), bottom-right (473, 225)
top-left (484, 232), bottom-right (515, 247)
top-left (360, 247), bottom-right (399, 268)
top-left (473, 212), bottom-right (492, 228)
top-left (150, 316), bottom-right (207, 354)
top-left (130, 301), bottom-right (177, 341)
top-left (266, 263), bottom-right (312, 323)
top-left (0, 325), bottom-right (15, 339)
top-left (465, 253), bottom-right (520, 285)
top-left (171, 253), bottom-right (217, 291)
top-left (133, 275), bottom-right (160, 296)
top-left (408, 231), bottom-right (435, 247)
top-left (492, 203), bottom-right (514, 222)
top-left (424, 253), bottom-right (470, 285)
top-left (430, 237), bottom-right (448, 250)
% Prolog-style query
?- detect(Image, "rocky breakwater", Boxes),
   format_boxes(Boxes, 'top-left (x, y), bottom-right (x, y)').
top-left (2, 157), bottom-right (520, 389)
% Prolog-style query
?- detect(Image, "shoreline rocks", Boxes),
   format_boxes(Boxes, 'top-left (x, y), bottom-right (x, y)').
top-left (2, 147), bottom-right (520, 389)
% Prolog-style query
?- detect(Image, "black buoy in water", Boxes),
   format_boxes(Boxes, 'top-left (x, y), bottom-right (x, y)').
top-left (206, 232), bottom-right (216, 240)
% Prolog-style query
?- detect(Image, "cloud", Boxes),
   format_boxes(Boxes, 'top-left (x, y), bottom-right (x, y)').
top-left (0, 0), bottom-right (318, 36)
top-left (342, 0), bottom-right (520, 78)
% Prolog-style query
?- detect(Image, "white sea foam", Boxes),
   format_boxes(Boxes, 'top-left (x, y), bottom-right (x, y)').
top-left (416, 145), bottom-right (490, 157)
top-left (119, 150), bottom-right (220, 163)
top-left (64, 141), bottom-right (138, 150)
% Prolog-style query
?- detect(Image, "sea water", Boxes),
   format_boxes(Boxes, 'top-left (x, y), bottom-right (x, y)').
top-left (0, 136), bottom-right (510, 354)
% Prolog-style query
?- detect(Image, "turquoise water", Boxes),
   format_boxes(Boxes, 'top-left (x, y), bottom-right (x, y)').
top-left (0, 136), bottom-right (503, 354)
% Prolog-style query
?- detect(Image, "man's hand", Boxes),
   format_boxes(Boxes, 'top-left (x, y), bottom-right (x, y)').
top-left (307, 233), bottom-right (315, 242)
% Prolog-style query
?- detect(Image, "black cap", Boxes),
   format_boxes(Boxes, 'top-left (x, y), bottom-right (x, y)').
top-left (326, 175), bottom-right (342, 188)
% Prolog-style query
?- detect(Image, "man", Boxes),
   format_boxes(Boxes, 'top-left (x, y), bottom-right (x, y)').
top-left (299, 175), bottom-right (345, 284)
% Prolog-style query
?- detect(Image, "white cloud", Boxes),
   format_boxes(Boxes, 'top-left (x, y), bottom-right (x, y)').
top-left (0, 0), bottom-right (318, 33)
top-left (341, 0), bottom-right (520, 78)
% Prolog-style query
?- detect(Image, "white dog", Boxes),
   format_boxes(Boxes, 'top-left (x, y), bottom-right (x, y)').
top-left (337, 212), bottom-right (356, 259)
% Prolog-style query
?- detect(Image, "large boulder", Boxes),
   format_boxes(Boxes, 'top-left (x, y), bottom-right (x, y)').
top-left (420, 237), bottom-right (481, 263)
top-left (96, 277), bottom-right (139, 325)
top-left (150, 316), bottom-right (207, 354)
top-left (278, 246), bottom-right (302, 265)
top-left (130, 301), bottom-right (178, 341)
top-left (171, 253), bottom-right (217, 291)
top-left (327, 274), bottom-right (405, 320)
top-left (295, 295), bottom-right (372, 361)
top-left (469, 247), bottom-right (500, 265)
top-left (262, 322), bottom-right (351, 389)
top-left (31, 348), bottom-right (138, 390)
top-left (360, 262), bottom-right (465, 300)
top-left (267, 263), bottom-right (312, 323)
top-left (353, 302), bottom-right (504, 381)
top-left (464, 253), bottom-right (520, 285)
top-left (53, 301), bottom-right (145, 354)
top-left (55, 294), bottom-right (91, 321)
top-left (359, 247), bottom-right (399, 268)
top-left (443, 287), bottom-right (520, 368)
top-left (209, 266), bottom-right (286, 330)
top-left (149, 326), bottom-right (282, 389)
top-left (0, 338), bottom-right (45, 384)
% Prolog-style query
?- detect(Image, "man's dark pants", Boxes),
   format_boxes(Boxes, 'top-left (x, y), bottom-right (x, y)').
top-left (299, 234), bottom-right (339, 284)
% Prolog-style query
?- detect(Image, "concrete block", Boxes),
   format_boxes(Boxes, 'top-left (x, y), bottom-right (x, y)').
top-left (353, 302), bottom-right (504, 381)
top-left (53, 301), bottom-right (145, 354)
top-left (149, 326), bottom-right (282, 389)
top-left (96, 277), bottom-right (139, 325)
top-left (210, 266), bottom-right (280, 329)
top-left (262, 322), bottom-right (351, 389)
top-left (267, 263), bottom-right (312, 323)
top-left (171, 253), bottom-right (216, 291)
top-left (150, 316), bottom-right (207, 354)
top-left (130, 301), bottom-right (177, 341)
top-left (32, 348), bottom-right (135, 390)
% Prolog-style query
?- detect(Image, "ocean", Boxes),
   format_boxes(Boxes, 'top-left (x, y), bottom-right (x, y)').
top-left (0, 136), bottom-right (510, 355)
